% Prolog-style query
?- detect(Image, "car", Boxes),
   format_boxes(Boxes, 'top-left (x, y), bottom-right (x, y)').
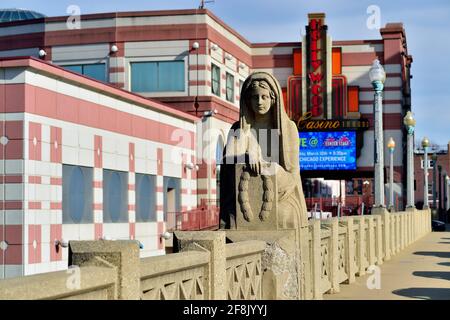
top-left (432, 220), bottom-right (446, 232)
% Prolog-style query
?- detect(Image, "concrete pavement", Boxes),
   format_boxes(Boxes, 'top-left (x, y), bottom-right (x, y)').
top-left (324, 230), bottom-right (450, 300)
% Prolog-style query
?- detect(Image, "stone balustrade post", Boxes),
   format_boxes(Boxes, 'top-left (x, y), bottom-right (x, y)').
top-left (367, 217), bottom-right (376, 267)
top-left (404, 214), bottom-right (407, 247)
top-left (310, 219), bottom-right (322, 300)
top-left (391, 215), bottom-right (396, 255)
top-left (343, 217), bottom-right (356, 283)
top-left (329, 218), bottom-right (339, 294)
top-left (374, 215), bottom-right (383, 265)
top-left (400, 214), bottom-right (404, 250)
top-left (174, 231), bottom-right (226, 300)
top-left (355, 217), bottom-right (365, 276)
top-left (396, 215), bottom-right (401, 253)
top-left (408, 212), bottom-right (412, 245)
top-left (372, 207), bottom-right (390, 261)
top-left (68, 240), bottom-right (141, 300)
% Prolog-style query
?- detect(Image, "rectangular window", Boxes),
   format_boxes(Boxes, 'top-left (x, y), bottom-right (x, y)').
top-left (63, 63), bottom-right (106, 82)
top-left (226, 72), bottom-right (234, 102)
top-left (211, 64), bottom-right (221, 96)
top-left (135, 173), bottom-right (157, 222)
top-left (332, 47), bottom-right (342, 75)
top-left (345, 180), bottom-right (354, 195)
top-left (130, 60), bottom-right (184, 93)
top-left (63, 165), bottom-right (93, 224)
top-left (103, 169), bottom-right (128, 223)
top-left (356, 179), bottom-right (363, 195)
top-left (348, 86), bottom-right (359, 113)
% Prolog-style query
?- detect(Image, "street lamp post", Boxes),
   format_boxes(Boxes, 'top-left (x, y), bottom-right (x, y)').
top-left (438, 165), bottom-right (442, 220)
top-left (387, 137), bottom-right (396, 211)
top-left (422, 137), bottom-right (430, 209)
top-left (444, 175), bottom-right (450, 223)
top-left (369, 59), bottom-right (386, 209)
top-left (432, 153), bottom-right (438, 212)
top-left (443, 172), bottom-right (448, 222)
top-left (403, 111), bottom-right (416, 209)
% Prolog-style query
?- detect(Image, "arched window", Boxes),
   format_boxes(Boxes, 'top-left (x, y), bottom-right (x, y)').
top-left (136, 173), bottom-right (156, 222)
top-left (63, 165), bottom-right (93, 224)
top-left (103, 169), bottom-right (128, 223)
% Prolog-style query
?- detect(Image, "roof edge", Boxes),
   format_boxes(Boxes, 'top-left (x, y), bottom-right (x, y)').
top-left (0, 56), bottom-right (198, 123)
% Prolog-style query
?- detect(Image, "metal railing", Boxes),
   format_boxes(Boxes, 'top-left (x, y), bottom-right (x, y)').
top-left (306, 195), bottom-right (375, 216)
top-left (165, 204), bottom-right (220, 232)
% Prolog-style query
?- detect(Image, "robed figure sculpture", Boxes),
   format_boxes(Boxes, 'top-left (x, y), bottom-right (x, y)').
top-left (219, 71), bottom-right (308, 231)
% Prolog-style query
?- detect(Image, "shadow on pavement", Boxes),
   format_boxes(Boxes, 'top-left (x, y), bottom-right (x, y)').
top-left (392, 288), bottom-right (450, 300)
top-left (441, 237), bottom-right (450, 240)
top-left (437, 262), bottom-right (450, 267)
top-left (413, 251), bottom-right (450, 259)
top-left (413, 271), bottom-right (450, 281)
top-left (438, 242), bottom-right (450, 244)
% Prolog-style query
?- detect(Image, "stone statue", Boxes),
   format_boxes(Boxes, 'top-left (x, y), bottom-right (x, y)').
top-left (219, 71), bottom-right (308, 231)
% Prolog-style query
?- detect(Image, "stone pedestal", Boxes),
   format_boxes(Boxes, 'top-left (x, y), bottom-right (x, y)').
top-left (173, 231), bottom-right (226, 300)
top-left (225, 229), bottom-right (309, 300)
top-left (68, 240), bottom-right (140, 300)
top-left (371, 207), bottom-right (390, 261)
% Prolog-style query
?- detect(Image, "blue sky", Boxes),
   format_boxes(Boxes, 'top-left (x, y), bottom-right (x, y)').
top-left (3, 0), bottom-right (450, 145)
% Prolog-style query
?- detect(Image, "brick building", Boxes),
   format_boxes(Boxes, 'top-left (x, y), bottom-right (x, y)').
top-left (414, 143), bottom-right (450, 213)
top-left (0, 8), bottom-right (413, 278)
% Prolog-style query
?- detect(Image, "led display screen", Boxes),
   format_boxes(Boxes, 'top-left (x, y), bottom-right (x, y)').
top-left (299, 131), bottom-right (356, 170)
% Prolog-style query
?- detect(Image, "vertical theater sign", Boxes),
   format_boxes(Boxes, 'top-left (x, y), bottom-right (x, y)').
top-left (306, 13), bottom-right (328, 119)
top-left (287, 13), bottom-right (370, 176)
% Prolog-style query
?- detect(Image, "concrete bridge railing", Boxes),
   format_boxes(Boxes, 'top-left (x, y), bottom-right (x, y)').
top-left (307, 208), bottom-right (431, 299)
top-left (0, 209), bottom-right (431, 300)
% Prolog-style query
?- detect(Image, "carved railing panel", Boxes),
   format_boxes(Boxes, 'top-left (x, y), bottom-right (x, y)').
top-left (140, 251), bottom-right (209, 300)
top-left (226, 258), bottom-right (262, 300)
top-left (320, 236), bottom-right (331, 293)
top-left (141, 267), bottom-right (206, 300)
top-left (225, 241), bottom-right (265, 300)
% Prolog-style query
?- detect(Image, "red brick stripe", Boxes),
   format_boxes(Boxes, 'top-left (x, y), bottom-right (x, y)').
top-left (93, 181), bottom-right (102, 188)
top-left (50, 177), bottom-right (62, 185)
top-left (109, 67), bottom-right (125, 73)
top-left (0, 175), bottom-right (23, 183)
top-left (0, 201), bottom-right (22, 210)
top-left (50, 202), bottom-right (62, 210)
top-left (28, 201), bottom-right (42, 210)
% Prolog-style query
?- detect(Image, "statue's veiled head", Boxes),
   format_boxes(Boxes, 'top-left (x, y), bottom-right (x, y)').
top-left (247, 80), bottom-right (276, 117)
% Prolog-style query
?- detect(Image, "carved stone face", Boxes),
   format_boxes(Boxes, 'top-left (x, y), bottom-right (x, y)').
top-left (250, 86), bottom-right (272, 116)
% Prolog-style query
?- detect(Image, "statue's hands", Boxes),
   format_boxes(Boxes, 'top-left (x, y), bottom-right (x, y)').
top-left (249, 159), bottom-right (262, 175)
top-left (248, 152), bottom-right (268, 175)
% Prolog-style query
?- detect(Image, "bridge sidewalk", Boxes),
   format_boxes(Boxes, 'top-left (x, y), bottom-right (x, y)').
top-left (324, 230), bottom-right (450, 300)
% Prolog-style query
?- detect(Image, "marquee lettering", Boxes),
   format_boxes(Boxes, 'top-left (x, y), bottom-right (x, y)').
top-left (309, 72), bottom-right (323, 83)
top-left (308, 17), bottom-right (325, 118)
top-left (296, 111), bottom-right (369, 131)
